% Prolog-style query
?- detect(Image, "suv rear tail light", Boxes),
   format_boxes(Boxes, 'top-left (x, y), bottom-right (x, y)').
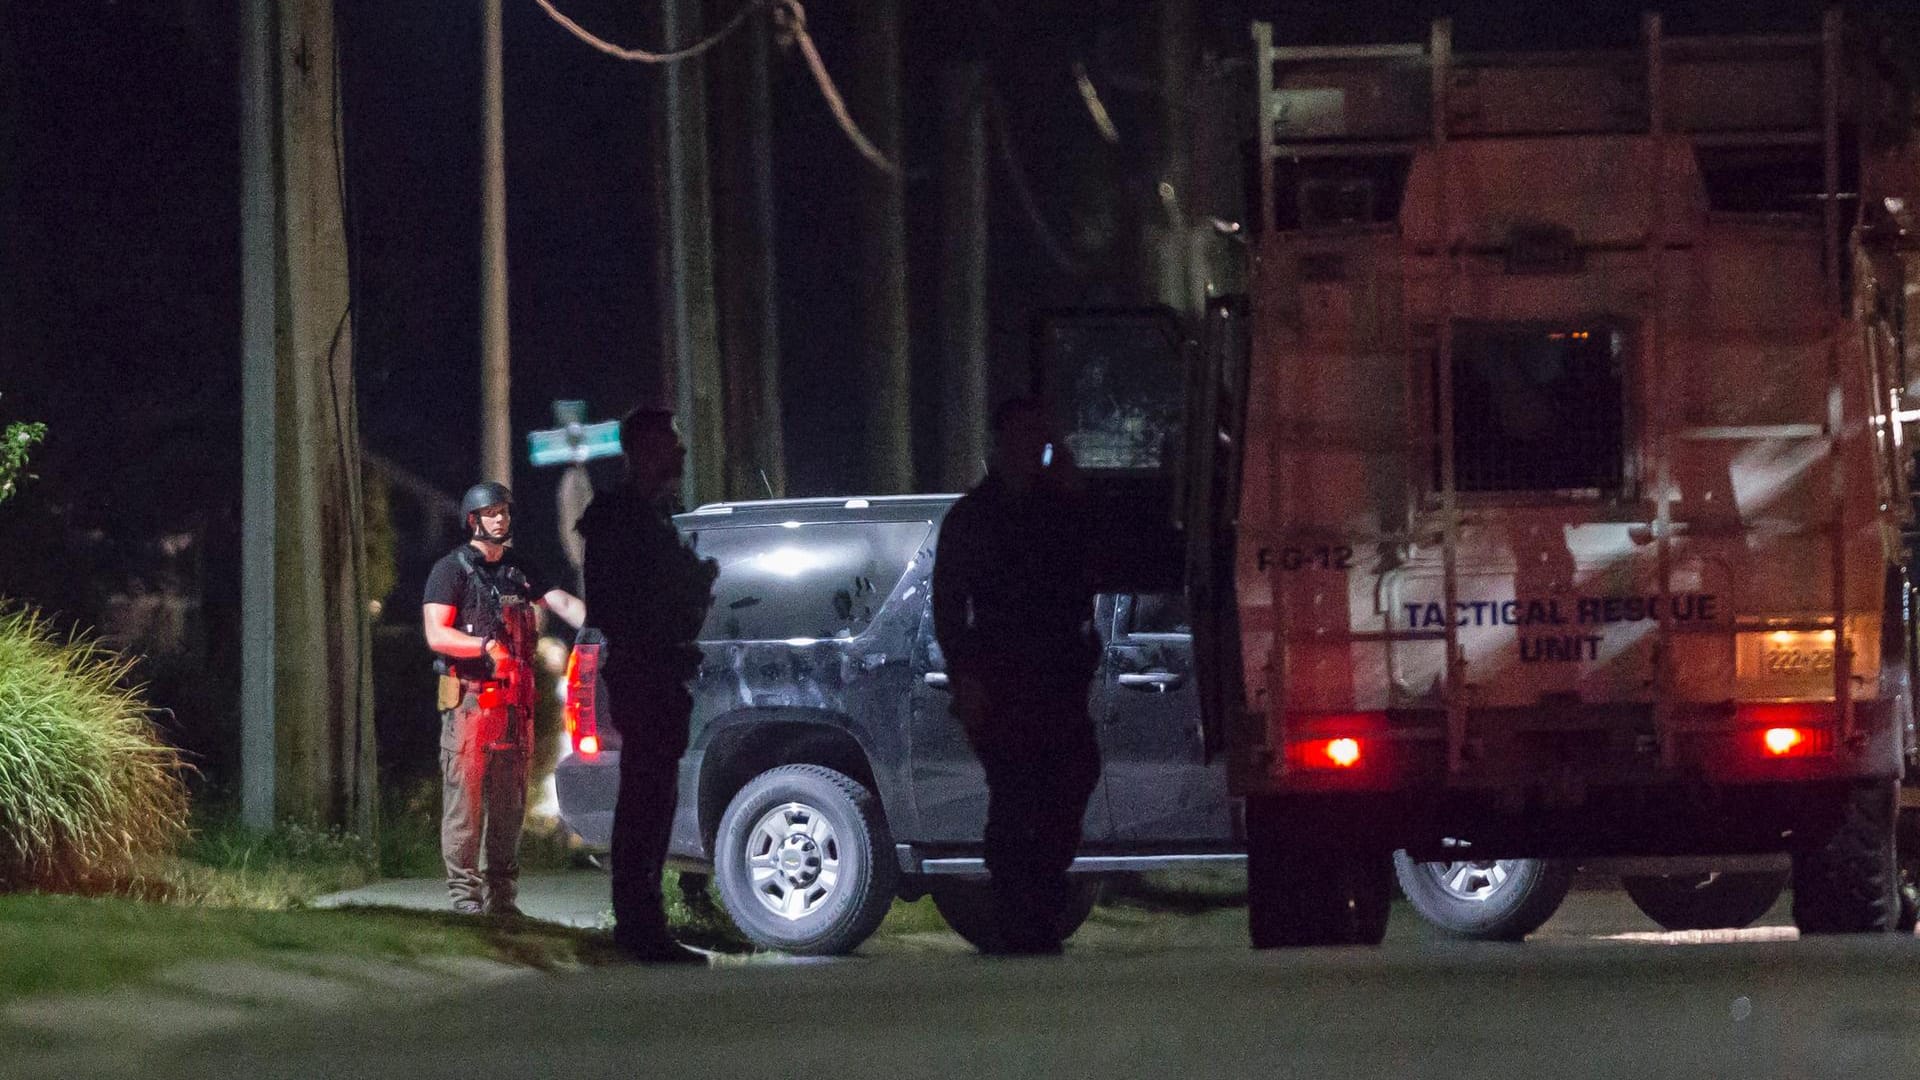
top-left (565, 636), bottom-right (604, 760)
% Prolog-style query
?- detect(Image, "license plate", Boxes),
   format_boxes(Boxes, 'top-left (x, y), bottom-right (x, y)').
top-left (1736, 630), bottom-right (1835, 691)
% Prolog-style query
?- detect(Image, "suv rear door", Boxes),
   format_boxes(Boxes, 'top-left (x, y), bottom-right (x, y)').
top-left (1098, 592), bottom-right (1231, 843)
top-left (908, 603), bottom-right (1117, 846)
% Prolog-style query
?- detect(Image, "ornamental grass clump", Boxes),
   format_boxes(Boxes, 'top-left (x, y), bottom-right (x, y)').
top-left (0, 606), bottom-right (189, 892)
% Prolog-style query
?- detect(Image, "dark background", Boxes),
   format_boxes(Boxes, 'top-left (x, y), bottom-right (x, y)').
top-left (0, 0), bottom-right (1909, 793)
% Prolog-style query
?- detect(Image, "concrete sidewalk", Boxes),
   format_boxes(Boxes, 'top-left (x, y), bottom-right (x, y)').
top-left (313, 869), bottom-right (615, 928)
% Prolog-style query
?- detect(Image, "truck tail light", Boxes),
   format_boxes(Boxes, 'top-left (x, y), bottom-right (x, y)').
top-left (565, 640), bottom-right (603, 760)
top-left (1296, 736), bottom-right (1364, 768)
top-left (1284, 712), bottom-right (1384, 771)
top-left (1734, 703), bottom-right (1832, 759)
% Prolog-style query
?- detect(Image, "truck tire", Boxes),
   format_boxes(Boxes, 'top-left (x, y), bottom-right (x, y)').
top-left (1394, 851), bottom-right (1572, 941)
top-left (1620, 871), bottom-right (1787, 931)
top-left (713, 765), bottom-right (898, 955)
top-left (930, 878), bottom-right (1101, 952)
top-left (1791, 780), bottom-right (1901, 935)
top-left (1245, 796), bottom-right (1391, 948)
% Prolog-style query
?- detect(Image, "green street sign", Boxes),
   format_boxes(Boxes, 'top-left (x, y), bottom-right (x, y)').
top-left (528, 419), bottom-right (622, 466)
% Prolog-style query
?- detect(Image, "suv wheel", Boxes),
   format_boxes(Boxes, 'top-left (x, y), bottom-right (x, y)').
top-left (713, 765), bottom-right (898, 955)
top-left (1393, 849), bottom-right (1572, 941)
top-left (1245, 795), bottom-right (1391, 948)
top-left (1792, 779), bottom-right (1901, 935)
top-left (1620, 870), bottom-right (1787, 931)
top-left (929, 877), bottom-right (1102, 952)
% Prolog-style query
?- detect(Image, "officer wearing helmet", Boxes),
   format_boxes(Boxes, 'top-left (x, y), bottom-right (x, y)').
top-left (422, 481), bottom-right (585, 915)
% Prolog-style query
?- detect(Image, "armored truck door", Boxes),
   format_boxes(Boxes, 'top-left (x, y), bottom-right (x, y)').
top-left (1030, 307), bottom-right (1189, 595)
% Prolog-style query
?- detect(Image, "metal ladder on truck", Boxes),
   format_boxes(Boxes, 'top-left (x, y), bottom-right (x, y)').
top-left (1248, 11), bottom-right (1855, 776)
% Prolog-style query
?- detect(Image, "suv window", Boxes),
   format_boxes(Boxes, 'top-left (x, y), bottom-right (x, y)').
top-left (1123, 592), bottom-right (1192, 636)
top-left (694, 520), bottom-right (932, 643)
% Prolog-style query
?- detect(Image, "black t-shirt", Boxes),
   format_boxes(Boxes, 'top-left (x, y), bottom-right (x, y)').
top-left (423, 545), bottom-right (551, 678)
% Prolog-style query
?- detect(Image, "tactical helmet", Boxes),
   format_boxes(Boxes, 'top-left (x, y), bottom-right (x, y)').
top-left (461, 481), bottom-right (513, 541)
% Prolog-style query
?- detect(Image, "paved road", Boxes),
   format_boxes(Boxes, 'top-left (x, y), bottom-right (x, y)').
top-left (154, 881), bottom-right (1920, 1080)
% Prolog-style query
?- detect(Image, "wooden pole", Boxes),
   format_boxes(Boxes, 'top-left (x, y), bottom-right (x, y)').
top-left (938, 62), bottom-right (989, 491)
top-left (659, 0), bottom-right (725, 508)
top-left (712, 10), bottom-right (786, 499)
top-left (481, 0), bottom-right (511, 486)
top-left (852, 0), bottom-right (913, 493)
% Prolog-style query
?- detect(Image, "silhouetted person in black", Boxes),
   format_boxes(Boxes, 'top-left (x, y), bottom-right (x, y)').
top-left (576, 406), bottom-right (717, 964)
top-left (934, 397), bottom-right (1101, 954)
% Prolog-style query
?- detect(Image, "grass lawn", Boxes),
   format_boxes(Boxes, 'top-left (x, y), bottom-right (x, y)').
top-left (0, 892), bottom-right (622, 1006)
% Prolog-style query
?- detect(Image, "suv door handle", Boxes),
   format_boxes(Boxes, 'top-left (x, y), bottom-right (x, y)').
top-left (923, 672), bottom-right (950, 689)
top-left (1116, 671), bottom-right (1184, 691)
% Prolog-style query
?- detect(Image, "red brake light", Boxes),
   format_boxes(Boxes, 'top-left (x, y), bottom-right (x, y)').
top-left (1755, 725), bottom-right (1829, 758)
top-left (1288, 736), bottom-right (1367, 770)
top-left (565, 644), bottom-right (602, 759)
top-left (1282, 712), bottom-right (1384, 771)
top-left (1732, 703), bottom-right (1832, 759)
top-left (1762, 727), bottom-right (1803, 755)
top-left (1325, 737), bottom-right (1363, 767)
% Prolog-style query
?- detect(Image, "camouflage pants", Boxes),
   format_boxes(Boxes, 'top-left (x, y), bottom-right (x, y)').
top-left (440, 683), bottom-right (531, 912)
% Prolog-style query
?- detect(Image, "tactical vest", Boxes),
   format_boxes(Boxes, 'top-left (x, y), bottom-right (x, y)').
top-left (441, 548), bottom-right (539, 679)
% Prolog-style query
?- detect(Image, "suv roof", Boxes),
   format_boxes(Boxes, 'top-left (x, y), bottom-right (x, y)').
top-left (680, 493), bottom-right (958, 527)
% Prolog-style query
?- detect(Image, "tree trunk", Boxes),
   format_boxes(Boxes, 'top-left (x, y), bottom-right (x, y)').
top-left (243, 0), bottom-right (376, 834)
top-left (656, 0), bottom-right (726, 509)
top-left (938, 63), bottom-right (989, 491)
top-left (1145, 0), bottom-right (1198, 314)
top-left (710, 8), bottom-right (785, 500)
top-left (850, 0), bottom-right (913, 494)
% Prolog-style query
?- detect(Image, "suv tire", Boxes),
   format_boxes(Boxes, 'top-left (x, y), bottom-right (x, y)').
top-left (713, 765), bottom-right (898, 955)
top-left (1620, 870), bottom-right (1787, 931)
top-left (929, 877), bottom-right (1102, 952)
top-left (1393, 851), bottom-right (1572, 941)
top-left (1791, 779), bottom-right (1901, 935)
top-left (1245, 796), bottom-right (1391, 948)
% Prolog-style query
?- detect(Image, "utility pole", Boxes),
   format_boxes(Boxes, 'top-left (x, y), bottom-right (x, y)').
top-left (238, 0), bottom-right (376, 833)
top-left (938, 62), bottom-right (989, 491)
top-left (851, 0), bottom-right (913, 493)
top-left (658, 0), bottom-right (725, 509)
top-left (239, 0), bottom-right (276, 829)
top-left (481, 0), bottom-right (511, 485)
top-left (711, 8), bottom-right (786, 500)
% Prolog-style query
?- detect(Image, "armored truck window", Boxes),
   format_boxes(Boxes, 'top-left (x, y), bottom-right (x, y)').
top-left (694, 521), bottom-right (932, 643)
top-left (1443, 323), bottom-right (1626, 496)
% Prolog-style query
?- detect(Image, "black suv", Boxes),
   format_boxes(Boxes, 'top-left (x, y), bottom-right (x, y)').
top-left (556, 495), bottom-right (1566, 954)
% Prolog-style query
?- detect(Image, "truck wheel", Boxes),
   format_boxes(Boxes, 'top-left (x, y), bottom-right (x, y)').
top-left (930, 878), bottom-right (1101, 952)
top-left (1393, 850), bottom-right (1572, 941)
top-left (1620, 871), bottom-right (1787, 931)
top-left (1245, 796), bottom-right (1391, 948)
top-left (1791, 780), bottom-right (1900, 935)
top-left (713, 765), bottom-right (898, 955)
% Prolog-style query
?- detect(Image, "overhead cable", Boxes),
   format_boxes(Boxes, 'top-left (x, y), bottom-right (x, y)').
top-left (531, 0), bottom-right (772, 64)
top-left (530, 0), bottom-right (903, 177)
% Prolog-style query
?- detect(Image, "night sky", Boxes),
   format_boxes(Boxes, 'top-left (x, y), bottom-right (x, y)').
top-left (0, 0), bottom-right (1909, 770)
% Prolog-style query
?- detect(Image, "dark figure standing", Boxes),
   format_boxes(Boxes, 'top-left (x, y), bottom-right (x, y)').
top-left (576, 407), bottom-right (718, 963)
top-left (422, 483), bottom-right (585, 915)
top-left (934, 398), bottom-right (1101, 954)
